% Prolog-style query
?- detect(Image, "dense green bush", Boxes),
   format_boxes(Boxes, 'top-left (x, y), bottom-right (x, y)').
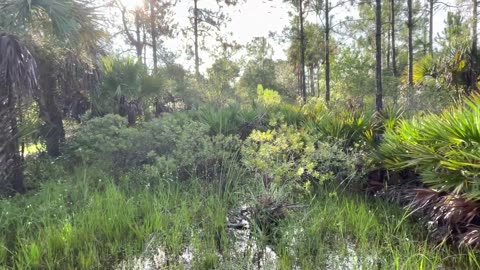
top-left (68, 113), bottom-right (242, 184)
top-left (256, 84), bottom-right (282, 107)
top-left (242, 125), bottom-right (363, 190)
top-left (377, 95), bottom-right (480, 198)
top-left (67, 114), bottom-right (152, 168)
top-left (142, 133), bottom-right (241, 182)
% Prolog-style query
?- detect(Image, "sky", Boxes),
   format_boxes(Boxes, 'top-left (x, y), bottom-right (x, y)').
top-left (114, 0), bottom-right (460, 73)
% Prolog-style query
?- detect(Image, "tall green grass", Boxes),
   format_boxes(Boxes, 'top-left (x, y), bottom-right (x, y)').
top-left (274, 189), bottom-right (479, 269)
top-left (0, 165), bottom-right (233, 269)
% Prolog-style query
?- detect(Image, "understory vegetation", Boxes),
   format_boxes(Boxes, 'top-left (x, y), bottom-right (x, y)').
top-left (2, 94), bottom-right (480, 269)
top-left (2, 0), bottom-right (480, 269)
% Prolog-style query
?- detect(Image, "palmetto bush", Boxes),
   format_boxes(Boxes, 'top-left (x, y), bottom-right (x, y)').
top-left (376, 96), bottom-right (480, 247)
top-left (196, 103), bottom-right (266, 138)
top-left (378, 94), bottom-right (480, 198)
top-left (304, 110), bottom-right (373, 148)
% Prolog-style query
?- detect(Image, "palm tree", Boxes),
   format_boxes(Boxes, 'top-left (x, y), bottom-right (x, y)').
top-left (0, 33), bottom-right (38, 194)
top-left (1, 0), bottom-right (101, 157)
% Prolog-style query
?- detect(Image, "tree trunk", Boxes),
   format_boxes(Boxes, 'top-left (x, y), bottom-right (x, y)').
top-left (407, 0), bottom-right (414, 87)
top-left (127, 102), bottom-right (137, 126)
top-left (135, 11), bottom-right (143, 63)
top-left (297, 66), bottom-right (301, 97)
top-left (387, 21), bottom-right (391, 69)
top-left (429, 0), bottom-right (434, 55)
top-left (309, 65), bottom-right (315, 96)
top-left (470, 0), bottom-right (478, 93)
top-left (299, 0), bottom-right (307, 102)
top-left (0, 82), bottom-right (25, 194)
top-left (325, 0), bottom-right (331, 103)
top-left (150, 0), bottom-right (158, 73)
top-left (155, 98), bottom-right (165, 117)
top-left (37, 63), bottom-right (65, 158)
top-left (38, 91), bottom-right (65, 158)
top-left (423, 6), bottom-right (428, 55)
top-left (391, 0), bottom-right (398, 77)
top-left (194, 0), bottom-right (200, 80)
top-left (376, 0), bottom-right (383, 112)
top-left (118, 95), bottom-right (128, 117)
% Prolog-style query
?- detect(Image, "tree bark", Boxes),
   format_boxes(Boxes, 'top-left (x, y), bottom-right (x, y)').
top-left (391, 0), bottom-right (398, 77)
top-left (325, 0), bottom-right (331, 103)
top-left (376, 0), bottom-right (383, 112)
top-left (38, 90), bottom-right (65, 158)
top-left (470, 0), bottom-right (478, 93)
top-left (127, 102), bottom-right (137, 126)
top-left (299, 0), bottom-right (307, 102)
top-left (309, 65), bottom-right (315, 96)
top-left (135, 11), bottom-right (143, 63)
top-left (194, 0), bottom-right (200, 80)
top-left (407, 0), bottom-right (414, 87)
top-left (387, 20), bottom-right (391, 69)
top-left (37, 61), bottom-right (65, 158)
top-left (429, 0), bottom-right (434, 55)
top-left (150, 0), bottom-right (158, 73)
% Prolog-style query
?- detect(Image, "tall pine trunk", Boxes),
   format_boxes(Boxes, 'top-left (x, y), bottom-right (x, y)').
top-left (375, 0), bottom-right (383, 112)
top-left (299, 0), bottom-right (307, 102)
top-left (407, 0), bottom-right (413, 87)
top-left (391, 0), bottom-right (397, 77)
top-left (309, 65), bottom-right (315, 96)
top-left (325, 0), bottom-right (331, 103)
top-left (429, 0), bottom-right (434, 55)
top-left (135, 11), bottom-right (143, 63)
top-left (194, 0), bottom-right (200, 80)
top-left (387, 21), bottom-right (391, 69)
top-left (150, 0), bottom-right (158, 73)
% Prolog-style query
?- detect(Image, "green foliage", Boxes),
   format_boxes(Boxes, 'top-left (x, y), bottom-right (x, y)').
top-left (68, 113), bottom-right (242, 184)
top-left (204, 57), bottom-right (240, 104)
top-left (0, 165), bottom-right (233, 269)
top-left (67, 114), bottom-right (151, 168)
top-left (237, 37), bottom-right (278, 99)
top-left (275, 190), bottom-right (478, 269)
top-left (256, 85), bottom-right (282, 107)
top-left (93, 56), bottom-right (148, 116)
top-left (195, 103), bottom-right (266, 138)
top-left (305, 109), bottom-right (373, 148)
top-left (377, 94), bottom-right (480, 198)
top-left (143, 131), bottom-right (241, 183)
top-left (242, 125), bottom-right (362, 190)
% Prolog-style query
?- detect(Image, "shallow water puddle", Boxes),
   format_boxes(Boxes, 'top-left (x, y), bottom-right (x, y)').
top-left (119, 205), bottom-right (376, 269)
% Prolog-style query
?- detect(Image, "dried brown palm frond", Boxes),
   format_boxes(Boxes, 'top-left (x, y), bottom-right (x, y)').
top-left (0, 33), bottom-right (38, 194)
top-left (406, 188), bottom-right (480, 248)
top-left (0, 33), bottom-right (38, 94)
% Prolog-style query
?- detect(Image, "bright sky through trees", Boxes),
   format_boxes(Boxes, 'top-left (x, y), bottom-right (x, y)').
top-left (114, 0), bottom-right (455, 72)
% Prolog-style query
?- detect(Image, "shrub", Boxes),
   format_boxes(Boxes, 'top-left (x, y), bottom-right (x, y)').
top-left (242, 125), bottom-right (362, 191)
top-left (66, 114), bottom-right (152, 168)
top-left (257, 85), bottom-right (282, 107)
top-left (143, 133), bottom-right (242, 182)
top-left (67, 113), bottom-right (242, 179)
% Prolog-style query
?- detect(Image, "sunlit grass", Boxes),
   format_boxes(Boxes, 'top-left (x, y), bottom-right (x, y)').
top-left (2, 162), bottom-right (478, 269)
